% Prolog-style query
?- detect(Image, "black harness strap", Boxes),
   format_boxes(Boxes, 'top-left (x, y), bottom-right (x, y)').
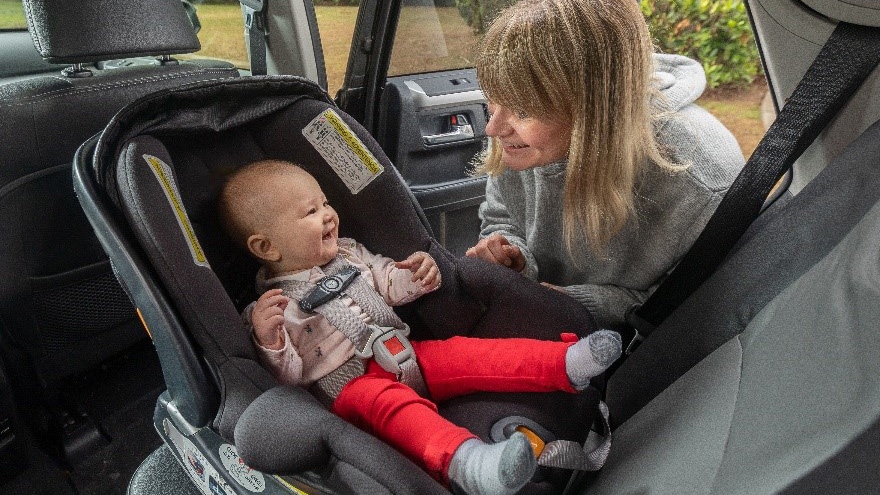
top-left (626, 22), bottom-right (880, 349)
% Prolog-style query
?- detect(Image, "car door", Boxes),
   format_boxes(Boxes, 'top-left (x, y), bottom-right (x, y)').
top-left (330, 0), bottom-right (509, 255)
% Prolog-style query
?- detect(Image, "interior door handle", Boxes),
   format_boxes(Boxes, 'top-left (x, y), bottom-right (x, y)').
top-left (423, 114), bottom-right (475, 145)
top-left (423, 124), bottom-right (475, 145)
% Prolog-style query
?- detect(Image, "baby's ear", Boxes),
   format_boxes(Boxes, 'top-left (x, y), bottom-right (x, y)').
top-left (247, 234), bottom-right (281, 262)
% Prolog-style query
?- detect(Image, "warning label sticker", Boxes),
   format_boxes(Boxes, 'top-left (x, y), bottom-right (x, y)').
top-left (143, 154), bottom-right (210, 268)
top-left (164, 419), bottom-right (232, 495)
top-left (302, 109), bottom-right (384, 194)
top-left (219, 443), bottom-right (266, 492)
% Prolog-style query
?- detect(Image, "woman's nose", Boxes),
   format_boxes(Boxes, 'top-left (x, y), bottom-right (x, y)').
top-left (486, 109), bottom-right (511, 137)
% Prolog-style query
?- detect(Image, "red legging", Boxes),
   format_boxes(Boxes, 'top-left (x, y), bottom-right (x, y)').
top-left (330, 336), bottom-right (576, 482)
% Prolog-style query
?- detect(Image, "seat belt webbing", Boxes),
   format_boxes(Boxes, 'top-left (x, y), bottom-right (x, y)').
top-left (628, 22), bottom-right (880, 344)
top-left (241, 0), bottom-right (268, 76)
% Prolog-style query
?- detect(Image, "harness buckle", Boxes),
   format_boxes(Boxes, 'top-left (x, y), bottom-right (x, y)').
top-left (355, 326), bottom-right (415, 376)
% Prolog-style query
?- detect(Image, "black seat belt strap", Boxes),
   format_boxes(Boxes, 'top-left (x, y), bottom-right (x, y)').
top-left (241, 0), bottom-right (268, 76)
top-left (627, 22), bottom-right (880, 349)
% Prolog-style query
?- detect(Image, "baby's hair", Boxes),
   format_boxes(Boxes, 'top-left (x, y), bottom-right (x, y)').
top-left (218, 159), bottom-right (306, 250)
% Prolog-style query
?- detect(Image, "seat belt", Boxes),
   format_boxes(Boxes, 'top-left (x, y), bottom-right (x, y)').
top-left (625, 22), bottom-right (880, 353)
top-left (241, 0), bottom-right (268, 76)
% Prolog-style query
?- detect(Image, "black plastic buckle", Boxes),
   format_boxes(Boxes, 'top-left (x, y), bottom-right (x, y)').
top-left (624, 304), bottom-right (655, 356)
top-left (299, 265), bottom-right (360, 313)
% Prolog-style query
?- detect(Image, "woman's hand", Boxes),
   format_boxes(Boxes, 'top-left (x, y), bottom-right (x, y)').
top-left (252, 288), bottom-right (289, 350)
top-left (395, 251), bottom-right (441, 291)
top-left (465, 234), bottom-right (526, 272)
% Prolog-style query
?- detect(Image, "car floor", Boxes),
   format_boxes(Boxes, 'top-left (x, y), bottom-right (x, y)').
top-left (0, 339), bottom-right (166, 495)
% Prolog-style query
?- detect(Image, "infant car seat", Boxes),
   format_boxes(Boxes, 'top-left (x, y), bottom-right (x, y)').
top-left (73, 76), bottom-right (605, 494)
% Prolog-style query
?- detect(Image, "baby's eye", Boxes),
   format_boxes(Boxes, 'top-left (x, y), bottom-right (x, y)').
top-left (323, 200), bottom-right (330, 207)
top-left (307, 207), bottom-right (317, 215)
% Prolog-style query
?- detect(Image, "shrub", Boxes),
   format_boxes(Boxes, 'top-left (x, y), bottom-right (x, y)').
top-left (453, 0), bottom-right (761, 89)
top-left (641, 0), bottom-right (762, 89)
top-left (454, 0), bottom-right (514, 34)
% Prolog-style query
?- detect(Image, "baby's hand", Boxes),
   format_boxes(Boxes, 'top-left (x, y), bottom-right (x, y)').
top-left (252, 288), bottom-right (289, 350)
top-left (395, 251), bottom-right (441, 291)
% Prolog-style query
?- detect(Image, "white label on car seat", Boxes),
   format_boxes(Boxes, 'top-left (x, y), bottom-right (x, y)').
top-left (143, 154), bottom-right (211, 268)
top-left (302, 109), bottom-right (384, 194)
top-left (164, 418), bottom-right (226, 495)
top-left (219, 443), bottom-right (266, 492)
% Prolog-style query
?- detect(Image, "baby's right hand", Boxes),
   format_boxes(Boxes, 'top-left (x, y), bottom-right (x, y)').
top-left (252, 288), bottom-right (289, 350)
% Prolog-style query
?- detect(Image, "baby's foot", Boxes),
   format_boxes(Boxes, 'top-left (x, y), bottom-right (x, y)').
top-left (565, 330), bottom-right (622, 390)
top-left (447, 432), bottom-right (536, 495)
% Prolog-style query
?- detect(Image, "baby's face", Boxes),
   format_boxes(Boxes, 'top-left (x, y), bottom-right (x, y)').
top-left (263, 171), bottom-right (340, 272)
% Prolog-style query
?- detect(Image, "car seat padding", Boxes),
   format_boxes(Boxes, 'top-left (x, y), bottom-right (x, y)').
top-left (588, 118), bottom-right (880, 493)
top-left (99, 77), bottom-right (601, 494)
top-left (608, 117), bottom-right (880, 426)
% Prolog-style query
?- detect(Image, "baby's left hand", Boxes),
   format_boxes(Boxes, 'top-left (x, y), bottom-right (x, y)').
top-left (395, 251), bottom-right (441, 291)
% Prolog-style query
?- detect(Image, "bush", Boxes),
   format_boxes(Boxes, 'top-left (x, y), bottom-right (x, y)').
top-left (454, 0), bottom-right (514, 34)
top-left (641, 0), bottom-right (762, 89)
top-left (453, 0), bottom-right (761, 89)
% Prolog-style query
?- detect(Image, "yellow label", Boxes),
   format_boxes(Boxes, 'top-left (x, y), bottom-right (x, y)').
top-left (302, 109), bottom-right (384, 194)
top-left (324, 110), bottom-right (382, 175)
top-left (143, 154), bottom-right (209, 267)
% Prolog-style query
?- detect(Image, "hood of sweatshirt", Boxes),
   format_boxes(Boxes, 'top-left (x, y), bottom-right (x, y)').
top-left (652, 53), bottom-right (707, 112)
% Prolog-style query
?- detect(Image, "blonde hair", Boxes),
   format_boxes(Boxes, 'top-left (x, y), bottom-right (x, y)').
top-left (476, 0), bottom-right (678, 253)
top-left (218, 159), bottom-right (305, 250)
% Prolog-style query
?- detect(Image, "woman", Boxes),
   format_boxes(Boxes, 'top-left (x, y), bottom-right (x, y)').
top-left (465, 0), bottom-right (745, 328)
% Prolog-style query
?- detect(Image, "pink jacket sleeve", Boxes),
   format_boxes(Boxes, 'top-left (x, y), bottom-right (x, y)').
top-left (339, 239), bottom-right (438, 306)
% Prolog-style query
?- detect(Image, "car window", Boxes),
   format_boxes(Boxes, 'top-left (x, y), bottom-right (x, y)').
top-left (182, 1), bottom-right (250, 69)
top-left (387, 0), bottom-right (496, 78)
top-left (0, 0), bottom-right (26, 29)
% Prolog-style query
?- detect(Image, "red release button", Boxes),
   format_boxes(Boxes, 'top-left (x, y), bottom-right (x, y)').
top-left (384, 336), bottom-right (406, 355)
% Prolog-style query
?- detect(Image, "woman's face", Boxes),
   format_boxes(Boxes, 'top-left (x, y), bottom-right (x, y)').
top-left (485, 102), bottom-right (572, 171)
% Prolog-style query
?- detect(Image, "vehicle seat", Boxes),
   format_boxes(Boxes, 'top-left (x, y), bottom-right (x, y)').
top-left (0, 0), bottom-right (238, 461)
top-left (74, 76), bottom-right (602, 494)
top-left (578, 115), bottom-right (880, 493)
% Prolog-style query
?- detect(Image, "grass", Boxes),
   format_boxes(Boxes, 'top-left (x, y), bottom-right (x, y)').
top-left (0, 0), bottom-right (25, 29)
top-left (1, 0), bottom-right (765, 157)
top-left (698, 79), bottom-right (769, 158)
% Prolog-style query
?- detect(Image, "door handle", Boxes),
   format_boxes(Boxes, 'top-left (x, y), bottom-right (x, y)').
top-left (423, 114), bottom-right (475, 145)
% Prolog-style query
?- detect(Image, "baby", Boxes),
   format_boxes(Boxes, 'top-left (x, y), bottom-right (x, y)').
top-left (218, 159), bottom-right (622, 495)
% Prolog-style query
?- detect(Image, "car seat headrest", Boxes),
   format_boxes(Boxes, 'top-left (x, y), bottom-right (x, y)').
top-left (23, 0), bottom-right (201, 64)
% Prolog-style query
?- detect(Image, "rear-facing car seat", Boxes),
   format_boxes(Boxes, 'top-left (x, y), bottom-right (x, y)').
top-left (0, 0), bottom-right (239, 462)
top-left (73, 76), bottom-right (605, 494)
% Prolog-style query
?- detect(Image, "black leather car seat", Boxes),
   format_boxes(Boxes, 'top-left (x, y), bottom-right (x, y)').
top-left (0, 0), bottom-right (238, 462)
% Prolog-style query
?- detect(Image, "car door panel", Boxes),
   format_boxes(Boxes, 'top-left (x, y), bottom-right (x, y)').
top-left (378, 69), bottom-right (488, 255)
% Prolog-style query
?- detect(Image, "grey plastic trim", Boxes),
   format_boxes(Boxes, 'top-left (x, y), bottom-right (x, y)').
top-left (403, 80), bottom-right (485, 111)
top-left (801, 0), bottom-right (880, 27)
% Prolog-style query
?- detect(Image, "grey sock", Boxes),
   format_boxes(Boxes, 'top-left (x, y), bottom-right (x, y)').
top-left (447, 432), bottom-right (536, 495)
top-left (565, 329), bottom-right (622, 390)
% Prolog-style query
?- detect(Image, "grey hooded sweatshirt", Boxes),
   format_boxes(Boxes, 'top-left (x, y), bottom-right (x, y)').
top-left (477, 54), bottom-right (746, 328)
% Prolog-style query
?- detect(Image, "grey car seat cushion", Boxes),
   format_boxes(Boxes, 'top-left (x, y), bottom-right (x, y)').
top-left (588, 173), bottom-right (880, 494)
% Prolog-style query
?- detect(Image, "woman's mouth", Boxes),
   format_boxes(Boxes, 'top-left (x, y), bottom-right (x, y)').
top-left (502, 142), bottom-right (529, 151)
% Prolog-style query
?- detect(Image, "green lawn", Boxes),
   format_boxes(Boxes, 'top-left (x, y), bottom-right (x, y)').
top-left (0, 0), bottom-right (26, 29)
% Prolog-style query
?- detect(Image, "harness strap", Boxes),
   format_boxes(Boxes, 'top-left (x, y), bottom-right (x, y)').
top-left (275, 256), bottom-right (429, 400)
top-left (537, 401), bottom-right (611, 471)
